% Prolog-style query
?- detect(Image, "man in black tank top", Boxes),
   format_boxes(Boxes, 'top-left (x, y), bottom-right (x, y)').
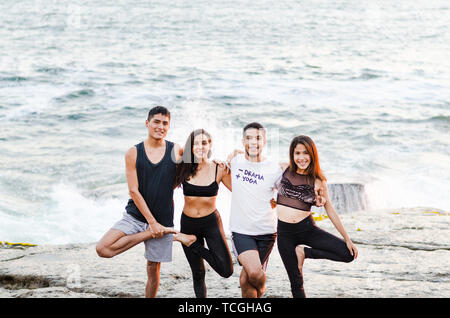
top-left (96, 106), bottom-right (183, 298)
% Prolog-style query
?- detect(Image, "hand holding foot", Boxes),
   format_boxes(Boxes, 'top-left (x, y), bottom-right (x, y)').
top-left (163, 227), bottom-right (178, 235)
top-left (146, 223), bottom-right (177, 239)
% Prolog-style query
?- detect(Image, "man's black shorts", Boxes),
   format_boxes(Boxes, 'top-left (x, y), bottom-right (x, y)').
top-left (231, 232), bottom-right (277, 270)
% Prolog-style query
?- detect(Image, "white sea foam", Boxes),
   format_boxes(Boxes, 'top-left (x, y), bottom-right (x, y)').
top-left (0, 183), bottom-right (125, 244)
top-left (1, 0), bottom-right (449, 245)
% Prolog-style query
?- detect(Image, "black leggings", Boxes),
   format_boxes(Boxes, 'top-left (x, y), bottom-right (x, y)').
top-left (277, 215), bottom-right (354, 298)
top-left (180, 210), bottom-right (233, 298)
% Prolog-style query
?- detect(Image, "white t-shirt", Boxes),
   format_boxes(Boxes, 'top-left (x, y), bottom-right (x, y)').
top-left (229, 154), bottom-right (282, 235)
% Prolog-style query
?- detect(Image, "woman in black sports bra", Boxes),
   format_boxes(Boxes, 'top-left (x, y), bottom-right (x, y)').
top-left (276, 135), bottom-right (358, 298)
top-left (172, 129), bottom-right (233, 298)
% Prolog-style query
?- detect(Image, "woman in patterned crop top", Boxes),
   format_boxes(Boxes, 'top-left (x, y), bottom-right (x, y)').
top-left (276, 135), bottom-right (358, 298)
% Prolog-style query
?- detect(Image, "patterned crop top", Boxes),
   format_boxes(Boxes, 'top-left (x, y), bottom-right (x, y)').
top-left (276, 168), bottom-right (316, 211)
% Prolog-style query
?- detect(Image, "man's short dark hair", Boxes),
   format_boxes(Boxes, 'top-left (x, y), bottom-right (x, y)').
top-left (243, 122), bottom-right (265, 136)
top-left (148, 106), bottom-right (171, 121)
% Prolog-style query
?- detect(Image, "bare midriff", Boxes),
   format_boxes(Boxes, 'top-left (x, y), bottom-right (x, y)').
top-left (277, 204), bottom-right (311, 223)
top-left (183, 196), bottom-right (218, 218)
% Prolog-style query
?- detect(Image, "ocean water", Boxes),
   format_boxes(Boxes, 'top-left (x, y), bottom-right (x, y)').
top-left (0, 0), bottom-right (449, 251)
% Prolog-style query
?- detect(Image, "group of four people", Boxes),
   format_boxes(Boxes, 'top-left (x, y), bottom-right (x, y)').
top-left (95, 106), bottom-right (358, 298)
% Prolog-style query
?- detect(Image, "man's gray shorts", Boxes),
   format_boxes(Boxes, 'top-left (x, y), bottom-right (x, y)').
top-left (111, 212), bottom-right (173, 262)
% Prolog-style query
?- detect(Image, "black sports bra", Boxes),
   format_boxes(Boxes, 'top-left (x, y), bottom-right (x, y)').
top-left (276, 168), bottom-right (316, 211)
top-left (182, 164), bottom-right (219, 197)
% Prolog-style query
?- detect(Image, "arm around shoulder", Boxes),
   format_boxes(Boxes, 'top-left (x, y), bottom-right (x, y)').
top-left (219, 164), bottom-right (232, 191)
top-left (173, 143), bottom-right (183, 162)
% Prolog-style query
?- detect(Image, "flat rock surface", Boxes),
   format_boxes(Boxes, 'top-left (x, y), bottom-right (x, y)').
top-left (1, 207), bottom-right (449, 298)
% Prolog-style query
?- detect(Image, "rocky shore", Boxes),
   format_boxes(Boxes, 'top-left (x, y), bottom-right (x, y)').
top-left (1, 207), bottom-right (449, 298)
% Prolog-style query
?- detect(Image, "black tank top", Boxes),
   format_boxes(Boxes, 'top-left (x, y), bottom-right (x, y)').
top-left (125, 140), bottom-right (176, 226)
top-left (182, 163), bottom-right (219, 197)
top-left (276, 168), bottom-right (316, 211)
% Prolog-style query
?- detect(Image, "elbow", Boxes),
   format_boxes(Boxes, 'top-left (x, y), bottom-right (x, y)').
top-left (129, 188), bottom-right (140, 199)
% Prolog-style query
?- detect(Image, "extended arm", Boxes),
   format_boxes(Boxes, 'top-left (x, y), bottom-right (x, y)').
top-left (321, 180), bottom-right (358, 258)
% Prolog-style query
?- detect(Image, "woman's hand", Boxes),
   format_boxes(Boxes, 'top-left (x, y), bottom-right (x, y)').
top-left (270, 198), bottom-right (277, 209)
top-left (212, 159), bottom-right (229, 173)
top-left (314, 184), bottom-right (326, 207)
top-left (315, 195), bottom-right (326, 207)
top-left (346, 239), bottom-right (358, 259)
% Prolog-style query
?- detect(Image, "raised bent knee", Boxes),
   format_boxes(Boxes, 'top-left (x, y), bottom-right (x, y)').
top-left (220, 266), bottom-right (233, 278)
top-left (342, 251), bottom-right (354, 263)
top-left (217, 258), bottom-right (234, 278)
top-left (96, 244), bottom-right (113, 258)
top-left (344, 255), bottom-right (354, 263)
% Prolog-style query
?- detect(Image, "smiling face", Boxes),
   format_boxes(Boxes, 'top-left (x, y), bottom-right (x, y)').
top-left (293, 143), bottom-right (311, 173)
top-left (146, 113), bottom-right (170, 140)
top-left (192, 133), bottom-right (212, 163)
top-left (242, 128), bottom-right (266, 158)
top-left (288, 135), bottom-right (326, 181)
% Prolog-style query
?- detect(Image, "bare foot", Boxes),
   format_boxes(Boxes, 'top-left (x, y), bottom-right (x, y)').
top-left (173, 233), bottom-right (197, 247)
top-left (163, 227), bottom-right (178, 235)
top-left (295, 245), bottom-right (306, 273)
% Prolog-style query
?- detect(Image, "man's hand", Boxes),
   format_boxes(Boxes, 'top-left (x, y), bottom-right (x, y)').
top-left (148, 222), bottom-right (177, 238)
top-left (226, 149), bottom-right (244, 166)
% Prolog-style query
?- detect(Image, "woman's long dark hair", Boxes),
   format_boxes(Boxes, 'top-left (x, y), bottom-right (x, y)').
top-left (289, 135), bottom-right (327, 182)
top-left (174, 129), bottom-right (212, 188)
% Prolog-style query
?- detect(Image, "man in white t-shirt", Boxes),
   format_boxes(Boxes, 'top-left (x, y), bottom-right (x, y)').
top-left (227, 122), bottom-right (282, 298)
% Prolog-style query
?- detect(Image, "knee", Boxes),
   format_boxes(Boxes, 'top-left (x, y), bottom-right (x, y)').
top-left (344, 255), bottom-right (354, 263)
top-left (146, 261), bottom-right (161, 277)
top-left (95, 244), bottom-right (112, 258)
top-left (218, 258), bottom-right (234, 278)
top-left (246, 269), bottom-right (265, 285)
top-left (220, 265), bottom-right (233, 278)
top-left (343, 251), bottom-right (355, 263)
top-left (147, 261), bottom-right (160, 270)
